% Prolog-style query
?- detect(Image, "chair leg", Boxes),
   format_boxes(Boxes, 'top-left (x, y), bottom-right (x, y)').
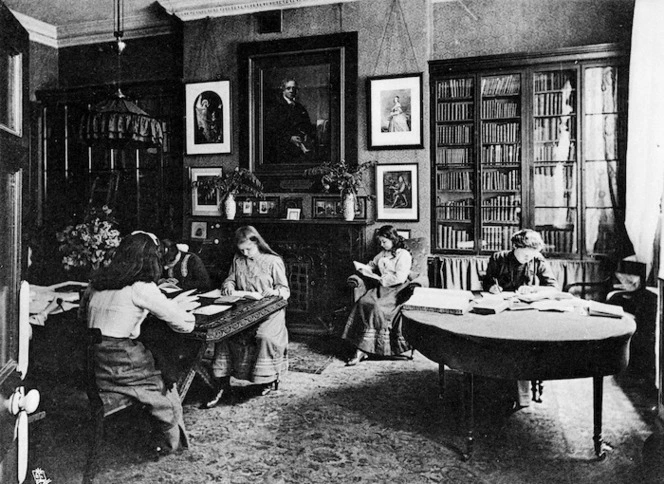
top-left (82, 405), bottom-right (104, 484)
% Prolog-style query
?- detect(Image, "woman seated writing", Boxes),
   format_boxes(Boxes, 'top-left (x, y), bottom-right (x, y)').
top-left (203, 226), bottom-right (290, 408)
top-left (78, 231), bottom-right (199, 455)
top-left (342, 225), bottom-right (413, 366)
top-left (482, 228), bottom-right (558, 408)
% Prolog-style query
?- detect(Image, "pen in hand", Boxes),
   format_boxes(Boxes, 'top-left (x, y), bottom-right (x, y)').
top-left (492, 278), bottom-right (502, 294)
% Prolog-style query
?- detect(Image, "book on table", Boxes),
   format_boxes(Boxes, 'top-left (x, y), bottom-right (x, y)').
top-left (402, 287), bottom-right (474, 315)
top-left (472, 296), bottom-right (510, 314)
top-left (587, 301), bottom-right (625, 318)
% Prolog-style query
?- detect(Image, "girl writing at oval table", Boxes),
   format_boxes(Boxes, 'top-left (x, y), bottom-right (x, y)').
top-left (342, 225), bottom-right (414, 366)
top-left (78, 231), bottom-right (199, 455)
top-left (203, 226), bottom-right (290, 408)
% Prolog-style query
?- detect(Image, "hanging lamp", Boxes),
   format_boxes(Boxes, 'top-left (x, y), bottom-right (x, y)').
top-left (79, 0), bottom-right (164, 149)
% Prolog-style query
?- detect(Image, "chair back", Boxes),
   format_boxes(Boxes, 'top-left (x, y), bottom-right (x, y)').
top-left (403, 237), bottom-right (429, 287)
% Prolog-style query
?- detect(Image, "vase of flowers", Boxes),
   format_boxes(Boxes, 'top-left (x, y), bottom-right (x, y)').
top-left (304, 159), bottom-right (376, 220)
top-left (192, 167), bottom-right (264, 220)
top-left (55, 205), bottom-right (121, 279)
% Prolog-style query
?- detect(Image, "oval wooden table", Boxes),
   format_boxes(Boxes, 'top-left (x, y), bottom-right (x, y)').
top-left (402, 308), bottom-right (636, 460)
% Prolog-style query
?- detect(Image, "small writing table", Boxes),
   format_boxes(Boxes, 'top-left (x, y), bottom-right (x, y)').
top-left (402, 309), bottom-right (636, 460)
top-left (175, 296), bottom-right (288, 402)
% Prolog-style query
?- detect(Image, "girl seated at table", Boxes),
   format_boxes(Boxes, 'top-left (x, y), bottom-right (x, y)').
top-left (203, 226), bottom-right (290, 408)
top-left (342, 225), bottom-right (413, 366)
top-left (482, 228), bottom-right (558, 408)
top-left (78, 231), bottom-right (199, 455)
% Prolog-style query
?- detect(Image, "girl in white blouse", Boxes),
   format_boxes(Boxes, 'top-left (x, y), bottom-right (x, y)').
top-left (342, 225), bottom-right (413, 366)
top-left (79, 231), bottom-right (198, 456)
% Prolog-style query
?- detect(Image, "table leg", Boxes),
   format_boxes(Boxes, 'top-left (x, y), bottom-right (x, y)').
top-left (176, 343), bottom-right (207, 403)
top-left (462, 372), bottom-right (474, 461)
top-left (593, 376), bottom-right (607, 460)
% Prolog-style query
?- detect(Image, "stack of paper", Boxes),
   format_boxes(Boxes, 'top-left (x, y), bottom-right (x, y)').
top-left (587, 301), bottom-right (625, 318)
top-left (402, 287), bottom-right (474, 315)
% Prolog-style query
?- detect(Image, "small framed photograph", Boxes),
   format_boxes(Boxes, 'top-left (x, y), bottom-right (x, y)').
top-left (313, 197), bottom-right (339, 219)
top-left (191, 221), bottom-right (208, 240)
top-left (241, 200), bottom-right (253, 215)
top-left (367, 73), bottom-right (423, 150)
top-left (396, 229), bottom-right (411, 239)
top-left (257, 197), bottom-right (279, 218)
top-left (190, 167), bottom-right (222, 216)
top-left (376, 163), bottom-right (419, 221)
top-left (185, 80), bottom-right (232, 155)
top-left (286, 208), bottom-right (301, 220)
top-left (355, 196), bottom-right (367, 220)
top-left (281, 197), bottom-right (303, 218)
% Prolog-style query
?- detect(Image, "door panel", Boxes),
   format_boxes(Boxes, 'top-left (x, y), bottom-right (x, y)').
top-left (0, 1), bottom-right (31, 483)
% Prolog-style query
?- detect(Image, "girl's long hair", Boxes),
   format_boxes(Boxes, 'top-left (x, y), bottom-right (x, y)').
top-left (90, 232), bottom-right (162, 290)
top-left (235, 225), bottom-right (279, 256)
top-left (375, 225), bottom-right (407, 257)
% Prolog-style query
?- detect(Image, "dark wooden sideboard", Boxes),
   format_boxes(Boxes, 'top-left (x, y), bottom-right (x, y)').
top-left (188, 219), bottom-right (374, 334)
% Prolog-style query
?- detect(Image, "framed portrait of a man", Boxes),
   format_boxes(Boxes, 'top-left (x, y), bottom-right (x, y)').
top-left (185, 80), bottom-right (232, 155)
top-left (376, 163), bottom-right (419, 221)
top-left (238, 33), bottom-right (358, 192)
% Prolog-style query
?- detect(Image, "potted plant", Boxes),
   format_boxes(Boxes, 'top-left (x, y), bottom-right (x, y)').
top-left (192, 167), bottom-right (264, 220)
top-left (304, 160), bottom-right (376, 220)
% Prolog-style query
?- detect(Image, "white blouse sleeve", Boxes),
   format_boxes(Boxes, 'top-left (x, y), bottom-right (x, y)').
top-left (132, 282), bottom-right (195, 333)
top-left (379, 249), bottom-right (413, 287)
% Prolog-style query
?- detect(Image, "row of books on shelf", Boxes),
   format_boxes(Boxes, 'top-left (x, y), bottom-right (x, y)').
top-left (481, 169), bottom-right (520, 191)
top-left (437, 101), bottom-right (473, 121)
top-left (533, 71), bottom-right (575, 92)
top-left (437, 170), bottom-right (472, 191)
top-left (482, 122), bottom-right (520, 143)
top-left (437, 125), bottom-right (472, 144)
top-left (481, 75), bottom-right (520, 97)
top-left (482, 225), bottom-right (517, 252)
top-left (534, 142), bottom-right (576, 162)
top-left (533, 117), bottom-right (576, 142)
top-left (437, 225), bottom-right (473, 250)
top-left (533, 91), bottom-right (576, 117)
top-left (481, 211), bottom-right (520, 224)
top-left (481, 99), bottom-right (519, 119)
top-left (538, 227), bottom-right (575, 253)
top-left (436, 147), bottom-right (472, 165)
top-left (481, 144), bottom-right (521, 164)
top-left (436, 78), bottom-right (473, 99)
top-left (436, 199), bottom-right (474, 220)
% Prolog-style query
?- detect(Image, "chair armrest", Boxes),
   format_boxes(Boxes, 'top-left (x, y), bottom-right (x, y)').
top-left (347, 274), bottom-right (364, 289)
top-left (409, 273), bottom-right (429, 288)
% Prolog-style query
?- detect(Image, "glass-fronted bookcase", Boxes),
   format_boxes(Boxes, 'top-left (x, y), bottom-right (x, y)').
top-left (430, 44), bottom-right (628, 258)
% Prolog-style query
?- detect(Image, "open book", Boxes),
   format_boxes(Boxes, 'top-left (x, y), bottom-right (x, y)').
top-left (231, 290), bottom-right (263, 301)
top-left (517, 289), bottom-right (575, 303)
top-left (353, 261), bottom-right (381, 281)
top-left (402, 287), bottom-right (474, 315)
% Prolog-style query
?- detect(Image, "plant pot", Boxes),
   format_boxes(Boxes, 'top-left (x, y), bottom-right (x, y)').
top-left (342, 192), bottom-right (356, 221)
top-left (224, 194), bottom-right (237, 220)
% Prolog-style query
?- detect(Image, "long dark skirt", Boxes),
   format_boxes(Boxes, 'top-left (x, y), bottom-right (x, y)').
top-left (341, 282), bottom-right (412, 356)
top-left (93, 337), bottom-right (188, 451)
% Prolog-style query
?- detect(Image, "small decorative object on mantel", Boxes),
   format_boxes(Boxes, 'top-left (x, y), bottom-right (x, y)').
top-left (304, 160), bottom-right (376, 221)
top-left (56, 205), bottom-right (121, 280)
top-left (192, 167), bottom-right (264, 220)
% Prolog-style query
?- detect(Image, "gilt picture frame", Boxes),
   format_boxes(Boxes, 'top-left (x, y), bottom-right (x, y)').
top-left (367, 73), bottom-right (423, 150)
top-left (376, 163), bottom-right (419, 221)
top-left (185, 80), bottom-right (232, 155)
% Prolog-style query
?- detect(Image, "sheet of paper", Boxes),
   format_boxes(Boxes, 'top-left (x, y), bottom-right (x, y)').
top-left (193, 304), bottom-right (232, 315)
top-left (160, 286), bottom-right (181, 294)
top-left (232, 290), bottom-right (263, 300)
top-left (197, 289), bottom-right (223, 298)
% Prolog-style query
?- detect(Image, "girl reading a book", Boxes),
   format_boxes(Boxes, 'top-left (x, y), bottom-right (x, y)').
top-left (481, 228), bottom-right (558, 408)
top-left (78, 231), bottom-right (199, 456)
top-left (203, 226), bottom-right (290, 408)
top-left (342, 225), bottom-right (413, 366)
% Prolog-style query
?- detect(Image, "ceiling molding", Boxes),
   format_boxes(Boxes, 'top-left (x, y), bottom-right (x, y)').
top-left (10, 10), bottom-right (58, 48)
top-left (57, 14), bottom-right (175, 48)
top-left (160, 0), bottom-right (359, 21)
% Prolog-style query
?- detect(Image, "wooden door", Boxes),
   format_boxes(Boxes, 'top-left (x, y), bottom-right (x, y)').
top-left (0, 3), bottom-right (38, 483)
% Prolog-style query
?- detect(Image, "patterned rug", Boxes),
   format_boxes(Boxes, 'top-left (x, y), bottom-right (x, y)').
top-left (288, 336), bottom-right (341, 374)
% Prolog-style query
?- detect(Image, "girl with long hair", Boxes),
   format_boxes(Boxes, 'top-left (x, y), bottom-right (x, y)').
top-left (78, 231), bottom-right (199, 455)
top-left (203, 226), bottom-right (290, 408)
top-left (342, 225), bottom-right (413, 366)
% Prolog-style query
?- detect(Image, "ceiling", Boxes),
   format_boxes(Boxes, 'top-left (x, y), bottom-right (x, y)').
top-left (4, 0), bottom-right (358, 47)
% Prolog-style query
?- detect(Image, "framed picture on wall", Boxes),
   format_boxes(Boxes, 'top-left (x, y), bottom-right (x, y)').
top-left (238, 33), bottom-right (358, 191)
top-left (190, 167), bottom-right (222, 216)
top-left (376, 163), bottom-right (419, 221)
top-left (191, 221), bottom-right (208, 240)
top-left (396, 229), bottom-right (411, 240)
top-left (185, 80), bottom-right (232, 155)
top-left (367, 73), bottom-right (423, 150)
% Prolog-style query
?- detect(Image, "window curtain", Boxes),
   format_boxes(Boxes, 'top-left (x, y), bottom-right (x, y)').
top-left (625, 0), bottom-right (664, 278)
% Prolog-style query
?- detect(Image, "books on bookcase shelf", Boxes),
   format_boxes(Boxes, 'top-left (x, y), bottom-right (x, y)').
top-left (437, 224), bottom-right (474, 250)
top-left (403, 287), bottom-right (474, 315)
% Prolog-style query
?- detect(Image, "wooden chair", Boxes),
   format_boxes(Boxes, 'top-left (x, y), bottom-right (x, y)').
top-left (82, 328), bottom-right (137, 484)
top-left (346, 237), bottom-right (430, 359)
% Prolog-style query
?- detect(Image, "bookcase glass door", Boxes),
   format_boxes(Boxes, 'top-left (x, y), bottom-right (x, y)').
top-left (480, 73), bottom-right (522, 252)
top-left (434, 76), bottom-right (475, 251)
top-left (583, 65), bottom-right (624, 255)
top-left (532, 68), bottom-right (578, 255)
